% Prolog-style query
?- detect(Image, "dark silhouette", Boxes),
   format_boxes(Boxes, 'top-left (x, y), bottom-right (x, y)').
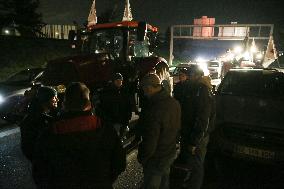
top-left (33, 82), bottom-right (126, 189)
top-left (137, 73), bottom-right (181, 189)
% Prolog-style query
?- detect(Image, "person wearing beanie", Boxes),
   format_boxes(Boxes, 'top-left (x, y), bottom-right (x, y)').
top-left (176, 64), bottom-right (216, 189)
top-left (34, 82), bottom-right (126, 189)
top-left (137, 73), bottom-right (181, 189)
top-left (98, 73), bottom-right (133, 138)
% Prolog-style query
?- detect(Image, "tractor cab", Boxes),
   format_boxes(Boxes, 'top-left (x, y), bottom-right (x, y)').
top-left (71, 21), bottom-right (159, 63)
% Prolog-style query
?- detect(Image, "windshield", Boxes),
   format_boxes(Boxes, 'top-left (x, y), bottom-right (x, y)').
top-left (129, 29), bottom-right (150, 57)
top-left (83, 28), bottom-right (152, 59)
top-left (6, 69), bottom-right (42, 83)
top-left (86, 29), bottom-right (124, 58)
top-left (219, 71), bottom-right (284, 97)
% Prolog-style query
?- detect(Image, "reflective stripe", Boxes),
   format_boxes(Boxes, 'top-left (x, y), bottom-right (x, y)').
top-left (53, 115), bottom-right (101, 134)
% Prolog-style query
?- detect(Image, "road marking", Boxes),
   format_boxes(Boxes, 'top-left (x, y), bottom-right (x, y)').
top-left (0, 127), bottom-right (20, 138)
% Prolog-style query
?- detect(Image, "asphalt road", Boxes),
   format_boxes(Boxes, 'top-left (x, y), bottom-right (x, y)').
top-left (1, 120), bottom-right (284, 189)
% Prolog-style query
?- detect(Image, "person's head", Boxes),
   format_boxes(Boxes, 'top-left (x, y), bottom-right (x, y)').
top-left (63, 82), bottom-right (91, 112)
top-left (112, 73), bottom-right (123, 88)
top-left (187, 65), bottom-right (204, 82)
top-left (141, 73), bottom-right (162, 98)
top-left (36, 86), bottom-right (58, 112)
top-left (178, 68), bottom-right (189, 82)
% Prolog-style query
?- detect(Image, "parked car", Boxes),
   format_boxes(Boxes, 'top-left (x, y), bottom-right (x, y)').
top-left (206, 60), bottom-right (223, 79)
top-left (0, 68), bottom-right (44, 122)
top-left (211, 68), bottom-right (284, 164)
top-left (172, 62), bottom-right (210, 84)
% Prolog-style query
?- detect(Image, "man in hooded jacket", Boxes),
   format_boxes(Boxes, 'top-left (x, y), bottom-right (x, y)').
top-left (177, 65), bottom-right (216, 189)
top-left (137, 73), bottom-right (181, 189)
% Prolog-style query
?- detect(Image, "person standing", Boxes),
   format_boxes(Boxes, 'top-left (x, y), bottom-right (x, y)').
top-left (173, 68), bottom-right (189, 104)
top-left (99, 73), bottom-right (133, 137)
top-left (33, 82), bottom-right (126, 189)
top-left (137, 73), bottom-right (181, 189)
top-left (177, 65), bottom-right (215, 189)
top-left (20, 86), bottom-right (59, 162)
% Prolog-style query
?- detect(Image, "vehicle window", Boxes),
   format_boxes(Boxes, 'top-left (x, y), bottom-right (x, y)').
top-left (89, 29), bottom-right (123, 58)
top-left (129, 29), bottom-right (150, 58)
top-left (7, 70), bottom-right (31, 82)
top-left (220, 71), bottom-right (284, 97)
top-left (173, 67), bottom-right (183, 75)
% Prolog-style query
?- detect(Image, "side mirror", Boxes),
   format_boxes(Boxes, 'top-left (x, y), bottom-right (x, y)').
top-left (137, 22), bottom-right (147, 41)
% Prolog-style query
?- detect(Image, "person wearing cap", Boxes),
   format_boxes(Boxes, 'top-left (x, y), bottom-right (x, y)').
top-left (34, 82), bottom-right (126, 189)
top-left (177, 64), bottom-right (216, 189)
top-left (98, 73), bottom-right (133, 138)
top-left (137, 73), bottom-right (181, 189)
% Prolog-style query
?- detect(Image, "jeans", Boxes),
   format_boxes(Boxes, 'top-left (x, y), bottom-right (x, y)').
top-left (180, 136), bottom-right (209, 189)
top-left (143, 156), bottom-right (175, 189)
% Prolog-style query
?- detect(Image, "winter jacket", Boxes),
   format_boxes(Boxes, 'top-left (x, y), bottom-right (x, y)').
top-left (137, 89), bottom-right (181, 166)
top-left (99, 84), bottom-right (133, 125)
top-left (173, 80), bottom-right (188, 105)
top-left (20, 109), bottom-right (55, 162)
top-left (33, 111), bottom-right (126, 189)
top-left (181, 76), bottom-right (216, 148)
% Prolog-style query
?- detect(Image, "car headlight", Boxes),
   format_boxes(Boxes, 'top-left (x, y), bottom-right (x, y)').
top-left (0, 94), bottom-right (5, 104)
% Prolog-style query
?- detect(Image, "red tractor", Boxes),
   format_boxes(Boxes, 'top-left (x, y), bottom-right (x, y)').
top-left (41, 21), bottom-right (170, 95)
top-left (40, 21), bottom-right (170, 150)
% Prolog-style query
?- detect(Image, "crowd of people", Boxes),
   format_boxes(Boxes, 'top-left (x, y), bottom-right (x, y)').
top-left (19, 65), bottom-right (215, 189)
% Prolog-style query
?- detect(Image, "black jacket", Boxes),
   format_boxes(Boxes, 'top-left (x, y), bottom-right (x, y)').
top-left (181, 79), bottom-right (215, 147)
top-left (137, 89), bottom-right (181, 166)
top-left (173, 80), bottom-right (188, 105)
top-left (99, 84), bottom-right (133, 125)
top-left (20, 109), bottom-right (54, 162)
top-left (33, 111), bottom-right (126, 189)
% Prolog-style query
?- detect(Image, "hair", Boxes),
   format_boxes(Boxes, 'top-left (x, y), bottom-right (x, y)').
top-left (64, 82), bottom-right (91, 111)
top-left (188, 65), bottom-right (204, 77)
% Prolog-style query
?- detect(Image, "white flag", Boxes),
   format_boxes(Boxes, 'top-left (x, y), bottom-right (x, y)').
top-left (122, 0), bottom-right (133, 21)
top-left (88, 0), bottom-right (97, 27)
top-left (263, 35), bottom-right (277, 68)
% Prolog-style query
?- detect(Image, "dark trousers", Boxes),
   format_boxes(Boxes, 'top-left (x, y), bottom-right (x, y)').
top-left (179, 136), bottom-right (209, 189)
top-left (143, 156), bottom-right (176, 189)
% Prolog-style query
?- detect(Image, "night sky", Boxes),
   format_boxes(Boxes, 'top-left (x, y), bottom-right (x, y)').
top-left (39, 0), bottom-right (284, 33)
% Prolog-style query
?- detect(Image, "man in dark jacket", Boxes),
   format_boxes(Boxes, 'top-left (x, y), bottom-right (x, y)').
top-left (99, 73), bottom-right (133, 137)
top-left (34, 82), bottom-right (126, 189)
top-left (173, 68), bottom-right (189, 104)
top-left (177, 65), bottom-right (215, 189)
top-left (137, 73), bottom-right (181, 189)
